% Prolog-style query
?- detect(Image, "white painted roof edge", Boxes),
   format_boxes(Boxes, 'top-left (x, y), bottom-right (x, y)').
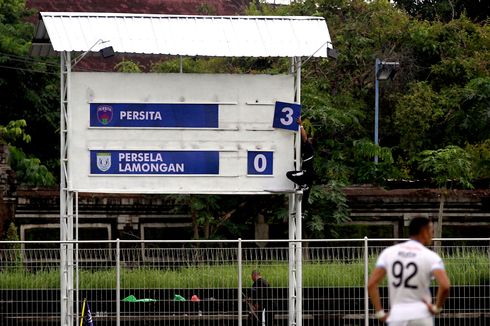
top-left (34, 12), bottom-right (333, 57)
top-left (40, 12), bottom-right (326, 20)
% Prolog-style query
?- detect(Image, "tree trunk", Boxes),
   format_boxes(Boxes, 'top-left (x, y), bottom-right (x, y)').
top-left (204, 219), bottom-right (210, 240)
top-left (434, 190), bottom-right (446, 249)
top-left (191, 211), bottom-right (199, 240)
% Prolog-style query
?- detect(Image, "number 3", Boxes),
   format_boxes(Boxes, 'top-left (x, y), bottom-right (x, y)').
top-left (280, 107), bottom-right (294, 126)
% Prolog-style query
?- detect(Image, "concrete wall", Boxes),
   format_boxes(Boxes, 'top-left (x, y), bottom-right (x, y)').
top-left (8, 185), bottom-right (490, 241)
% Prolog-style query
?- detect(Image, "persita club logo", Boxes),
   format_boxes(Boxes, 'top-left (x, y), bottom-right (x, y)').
top-left (97, 105), bottom-right (113, 125)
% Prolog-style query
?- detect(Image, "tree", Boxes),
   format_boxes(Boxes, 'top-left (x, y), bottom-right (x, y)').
top-left (4, 222), bottom-right (22, 268)
top-left (0, 0), bottom-right (59, 178)
top-left (465, 140), bottom-right (490, 183)
top-left (170, 194), bottom-right (288, 240)
top-left (394, 0), bottom-right (490, 22)
top-left (0, 120), bottom-right (55, 186)
top-left (417, 145), bottom-right (473, 242)
top-left (306, 181), bottom-right (350, 238)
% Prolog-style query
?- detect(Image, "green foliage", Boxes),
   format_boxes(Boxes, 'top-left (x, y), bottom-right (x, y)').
top-left (245, 1), bottom-right (292, 16)
top-left (0, 119), bottom-right (31, 144)
top-left (306, 181), bottom-right (350, 238)
top-left (0, 1), bottom-right (59, 178)
top-left (351, 139), bottom-right (405, 184)
top-left (4, 222), bottom-right (22, 268)
top-left (353, 139), bottom-right (393, 163)
top-left (465, 140), bottom-right (490, 180)
top-left (5, 222), bottom-right (20, 244)
top-left (170, 194), bottom-right (272, 240)
top-left (196, 3), bottom-right (218, 15)
top-left (8, 146), bottom-right (56, 186)
top-left (0, 119), bottom-right (55, 186)
top-left (417, 145), bottom-right (473, 189)
top-left (150, 56), bottom-right (289, 75)
top-left (1, 250), bottom-right (488, 288)
top-left (0, 0), bottom-right (489, 241)
top-left (0, 0), bottom-right (33, 56)
top-left (394, 0), bottom-right (490, 22)
top-left (114, 60), bottom-right (142, 72)
top-left (394, 82), bottom-right (445, 155)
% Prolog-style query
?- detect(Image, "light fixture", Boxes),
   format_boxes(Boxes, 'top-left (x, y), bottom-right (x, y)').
top-left (327, 47), bottom-right (338, 60)
top-left (72, 39), bottom-right (114, 67)
top-left (374, 58), bottom-right (400, 163)
top-left (376, 61), bottom-right (400, 80)
top-left (99, 43), bottom-right (115, 58)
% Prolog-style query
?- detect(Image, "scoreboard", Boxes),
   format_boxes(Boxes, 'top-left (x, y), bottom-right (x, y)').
top-left (69, 72), bottom-right (298, 194)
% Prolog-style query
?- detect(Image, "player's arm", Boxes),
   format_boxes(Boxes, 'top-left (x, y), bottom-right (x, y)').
top-left (368, 267), bottom-right (388, 321)
top-left (297, 117), bottom-right (307, 142)
top-left (427, 268), bottom-right (450, 314)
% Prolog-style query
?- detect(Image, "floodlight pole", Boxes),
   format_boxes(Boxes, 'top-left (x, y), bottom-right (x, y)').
top-left (374, 58), bottom-right (399, 163)
top-left (374, 58), bottom-right (380, 163)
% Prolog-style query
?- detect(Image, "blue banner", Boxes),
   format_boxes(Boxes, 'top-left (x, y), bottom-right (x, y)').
top-left (90, 103), bottom-right (219, 128)
top-left (90, 150), bottom-right (219, 175)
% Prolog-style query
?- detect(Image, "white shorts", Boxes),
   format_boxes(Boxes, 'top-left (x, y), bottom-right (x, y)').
top-left (388, 317), bottom-right (433, 326)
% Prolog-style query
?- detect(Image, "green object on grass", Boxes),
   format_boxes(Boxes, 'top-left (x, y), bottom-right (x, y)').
top-left (174, 294), bottom-right (186, 301)
top-left (122, 295), bottom-right (157, 302)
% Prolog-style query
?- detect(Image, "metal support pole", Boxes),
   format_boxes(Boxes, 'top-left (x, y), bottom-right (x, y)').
top-left (238, 238), bottom-right (243, 326)
top-left (288, 55), bottom-right (304, 326)
top-left (364, 237), bottom-right (369, 326)
top-left (116, 238), bottom-right (121, 326)
top-left (374, 58), bottom-right (380, 163)
top-left (295, 192), bottom-right (302, 326)
top-left (60, 51), bottom-right (74, 326)
top-left (75, 191), bottom-right (79, 325)
top-left (294, 57), bottom-right (303, 326)
top-left (60, 52), bottom-right (67, 326)
top-left (288, 193), bottom-right (296, 326)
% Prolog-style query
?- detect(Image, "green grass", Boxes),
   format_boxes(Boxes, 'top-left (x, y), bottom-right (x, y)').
top-left (0, 253), bottom-right (487, 289)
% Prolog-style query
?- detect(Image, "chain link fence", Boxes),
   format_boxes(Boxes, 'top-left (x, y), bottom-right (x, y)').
top-left (0, 238), bottom-right (488, 325)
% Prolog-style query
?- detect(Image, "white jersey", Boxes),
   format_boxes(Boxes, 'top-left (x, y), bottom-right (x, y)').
top-left (375, 240), bottom-right (445, 322)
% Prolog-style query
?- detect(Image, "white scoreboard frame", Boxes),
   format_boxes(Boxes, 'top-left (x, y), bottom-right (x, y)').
top-left (68, 72), bottom-right (297, 194)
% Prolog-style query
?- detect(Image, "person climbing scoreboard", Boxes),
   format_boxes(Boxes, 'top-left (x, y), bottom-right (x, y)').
top-left (68, 72), bottom-right (299, 194)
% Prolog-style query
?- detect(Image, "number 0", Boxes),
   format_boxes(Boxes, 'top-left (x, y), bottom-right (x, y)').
top-left (253, 154), bottom-right (267, 173)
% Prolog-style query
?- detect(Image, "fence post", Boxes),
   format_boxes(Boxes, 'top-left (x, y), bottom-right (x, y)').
top-left (75, 191), bottom-right (79, 326)
top-left (288, 194), bottom-right (295, 326)
top-left (364, 236), bottom-right (369, 326)
top-left (116, 238), bottom-right (120, 326)
top-left (238, 238), bottom-right (243, 326)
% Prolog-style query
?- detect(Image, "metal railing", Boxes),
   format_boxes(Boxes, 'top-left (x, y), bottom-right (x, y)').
top-left (0, 238), bottom-right (488, 325)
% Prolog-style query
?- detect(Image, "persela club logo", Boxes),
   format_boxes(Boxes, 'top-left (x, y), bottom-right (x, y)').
top-left (96, 105), bottom-right (113, 125)
top-left (96, 153), bottom-right (112, 172)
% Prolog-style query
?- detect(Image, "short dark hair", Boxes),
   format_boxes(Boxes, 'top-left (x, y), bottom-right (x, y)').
top-left (409, 217), bottom-right (431, 236)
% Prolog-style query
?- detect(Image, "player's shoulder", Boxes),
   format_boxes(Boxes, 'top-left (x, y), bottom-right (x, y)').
top-left (421, 246), bottom-right (443, 260)
top-left (383, 240), bottom-right (435, 256)
top-left (377, 242), bottom-right (405, 259)
top-left (383, 241), bottom-right (406, 252)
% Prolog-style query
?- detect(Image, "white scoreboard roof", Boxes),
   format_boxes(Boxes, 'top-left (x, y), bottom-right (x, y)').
top-left (32, 12), bottom-right (332, 58)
